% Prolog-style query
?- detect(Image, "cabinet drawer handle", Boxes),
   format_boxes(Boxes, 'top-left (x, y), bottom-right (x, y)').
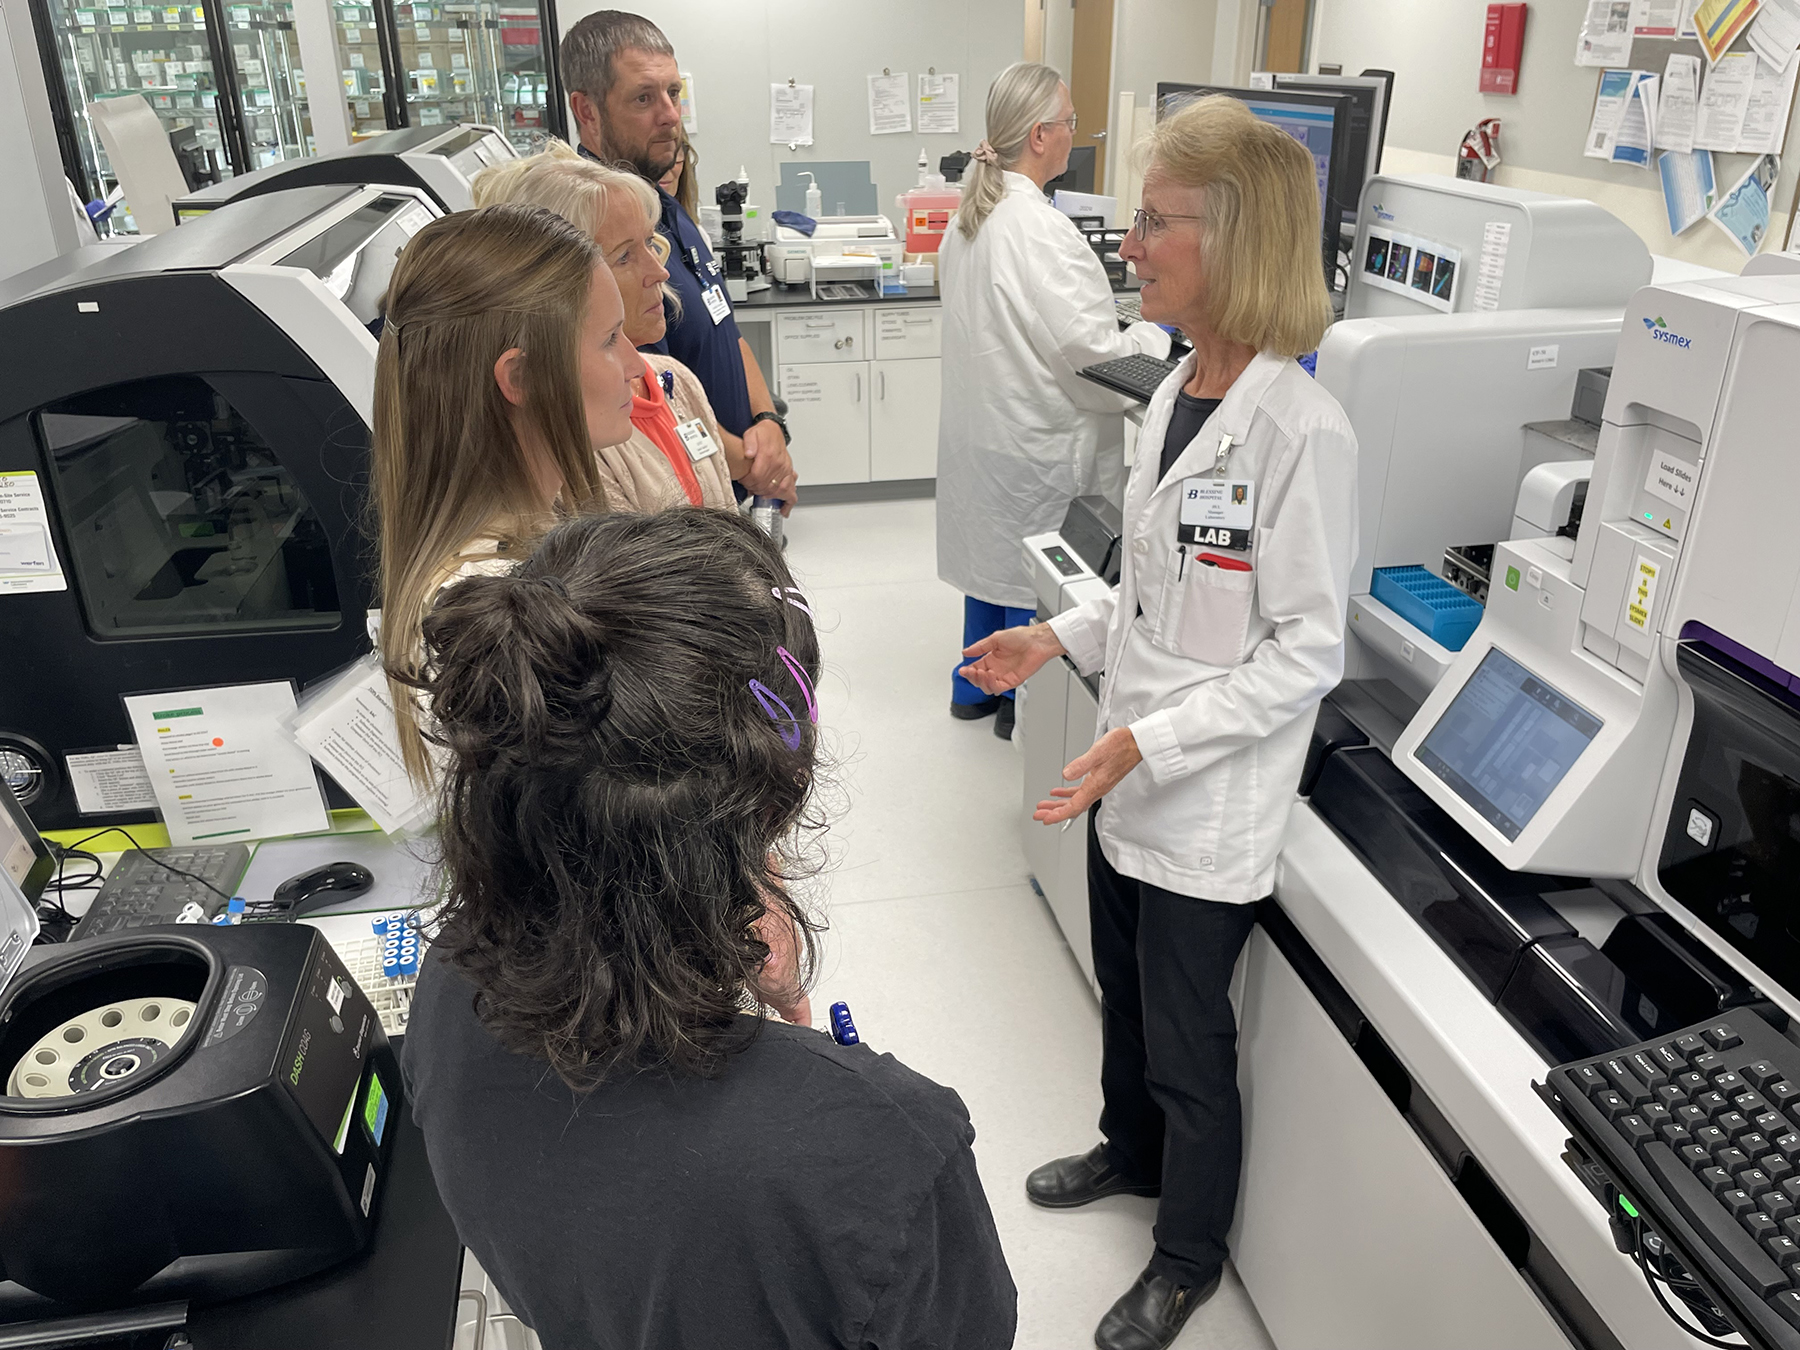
top-left (878, 370), bottom-right (886, 399)
top-left (854, 373), bottom-right (862, 403)
top-left (902, 317), bottom-right (932, 325)
top-left (802, 319), bottom-right (834, 329)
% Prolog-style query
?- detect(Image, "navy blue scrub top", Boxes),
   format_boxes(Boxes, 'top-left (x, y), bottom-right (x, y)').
top-left (646, 187), bottom-right (753, 437)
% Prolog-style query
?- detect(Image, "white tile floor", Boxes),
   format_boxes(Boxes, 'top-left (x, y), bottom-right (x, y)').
top-left (783, 499), bottom-right (1275, 1350)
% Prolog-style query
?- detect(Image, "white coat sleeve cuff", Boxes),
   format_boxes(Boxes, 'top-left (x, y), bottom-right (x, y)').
top-left (1124, 321), bottom-right (1173, 360)
top-left (1048, 604), bottom-right (1109, 675)
top-left (1129, 709), bottom-right (1187, 785)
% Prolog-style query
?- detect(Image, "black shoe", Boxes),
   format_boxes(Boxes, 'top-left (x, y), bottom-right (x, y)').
top-left (1095, 1267), bottom-right (1222, 1350)
top-left (994, 698), bottom-right (1016, 740)
top-left (1025, 1144), bottom-right (1160, 1209)
top-left (951, 696), bottom-right (1003, 721)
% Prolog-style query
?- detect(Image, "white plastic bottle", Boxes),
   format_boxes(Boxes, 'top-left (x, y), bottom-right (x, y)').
top-left (801, 171), bottom-right (822, 218)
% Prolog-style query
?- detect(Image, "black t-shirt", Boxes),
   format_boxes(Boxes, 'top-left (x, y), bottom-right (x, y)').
top-left (1160, 390), bottom-right (1223, 483)
top-left (403, 958), bottom-right (1017, 1350)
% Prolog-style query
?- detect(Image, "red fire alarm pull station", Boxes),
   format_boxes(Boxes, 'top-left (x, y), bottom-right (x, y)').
top-left (1481, 3), bottom-right (1527, 95)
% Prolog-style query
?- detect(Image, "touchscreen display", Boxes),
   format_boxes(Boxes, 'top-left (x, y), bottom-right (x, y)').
top-left (1416, 647), bottom-right (1602, 841)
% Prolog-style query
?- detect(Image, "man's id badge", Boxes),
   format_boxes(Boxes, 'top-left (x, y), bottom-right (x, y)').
top-left (1178, 477), bottom-right (1255, 550)
top-left (675, 417), bottom-right (718, 462)
top-left (702, 283), bottom-right (731, 325)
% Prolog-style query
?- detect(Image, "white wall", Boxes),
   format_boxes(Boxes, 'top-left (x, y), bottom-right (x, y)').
top-left (1310, 0), bottom-right (1800, 269)
top-left (556, 0), bottom-right (1022, 221)
top-left (1111, 0), bottom-right (1217, 111)
top-left (1, 0), bottom-right (82, 280)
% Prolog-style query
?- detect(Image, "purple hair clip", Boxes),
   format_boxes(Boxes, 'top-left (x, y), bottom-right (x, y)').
top-left (749, 645), bottom-right (818, 751)
top-left (772, 585), bottom-right (813, 619)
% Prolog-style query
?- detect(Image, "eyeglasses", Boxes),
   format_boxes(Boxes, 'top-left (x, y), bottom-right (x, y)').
top-left (1040, 113), bottom-right (1079, 132)
top-left (1131, 206), bottom-right (1205, 240)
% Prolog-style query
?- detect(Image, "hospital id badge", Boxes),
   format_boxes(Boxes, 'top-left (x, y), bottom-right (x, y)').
top-left (1177, 477), bottom-right (1255, 551)
top-left (675, 417), bottom-right (718, 462)
top-left (702, 283), bottom-right (731, 325)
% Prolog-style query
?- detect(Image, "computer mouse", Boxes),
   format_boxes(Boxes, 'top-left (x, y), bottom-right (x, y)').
top-left (274, 861), bottom-right (375, 916)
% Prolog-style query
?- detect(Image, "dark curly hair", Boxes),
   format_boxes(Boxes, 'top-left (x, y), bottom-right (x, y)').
top-left (414, 508), bottom-right (823, 1087)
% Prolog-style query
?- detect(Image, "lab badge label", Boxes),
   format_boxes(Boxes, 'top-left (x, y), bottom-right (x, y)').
top-left (1177, 477), bottom-right (1254, 551)
top-left (702, 283), bottom-right (731, 324)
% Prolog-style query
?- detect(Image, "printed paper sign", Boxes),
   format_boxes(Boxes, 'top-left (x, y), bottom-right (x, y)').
top-left (1644, 452), bottom-right (1698, 507)
top-left (0, 473), bottom-right (67, 594)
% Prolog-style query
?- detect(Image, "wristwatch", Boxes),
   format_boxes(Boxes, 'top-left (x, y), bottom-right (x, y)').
top-left (750, 410), bottom-right (791, 445)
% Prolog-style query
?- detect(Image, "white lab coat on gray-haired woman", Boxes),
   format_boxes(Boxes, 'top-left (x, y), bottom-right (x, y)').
top-left (936, 61), bottom-right (1170, 738)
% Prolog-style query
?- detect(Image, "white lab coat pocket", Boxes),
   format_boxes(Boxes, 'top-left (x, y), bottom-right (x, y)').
top-left (1174, 562), bottom-right (1255, 667)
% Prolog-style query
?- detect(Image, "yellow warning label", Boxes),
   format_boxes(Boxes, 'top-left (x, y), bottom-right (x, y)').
top-left (1624, 556), bottom-right (1660, 632)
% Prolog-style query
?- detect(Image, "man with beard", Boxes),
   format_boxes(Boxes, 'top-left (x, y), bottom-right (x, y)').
top-left (560, 11), bottom-right (797, 511)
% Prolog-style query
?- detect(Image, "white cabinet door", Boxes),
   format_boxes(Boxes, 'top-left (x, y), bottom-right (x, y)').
top-left (873, 306), bottom-right (942, 359)
top-left (776, 310), bottom-right (866, 364)
top-left (869, 357), bottom-right (941, 481)
top-left (778, 361), bottom-right (871, 485)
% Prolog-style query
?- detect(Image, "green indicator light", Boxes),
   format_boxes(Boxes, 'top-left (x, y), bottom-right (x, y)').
top-left (1619, 1196), bottom-right (1640, 1219)
top-left (1505, 566), bottom-right (1521, 592)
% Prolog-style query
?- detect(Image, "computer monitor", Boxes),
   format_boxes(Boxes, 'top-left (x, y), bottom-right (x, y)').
top-left (0, 781), bottom-right (52, 905)
top-left (1270, 73), bottom-right (1391, 226)
top-left (1155, 83), bottom-right (1354, 283)
top-left (1045, 145), bottom-right (1097, 197)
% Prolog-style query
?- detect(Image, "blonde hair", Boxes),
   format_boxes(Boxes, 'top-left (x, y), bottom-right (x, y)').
top-left (373, 203), bottom-right (610, 782)
top-left (473, 138), bottom-right (676, 315)
top-left (1142, 95), bottom-right (1333, 357)
top-left (956, 62), bottom-right (1064, 241)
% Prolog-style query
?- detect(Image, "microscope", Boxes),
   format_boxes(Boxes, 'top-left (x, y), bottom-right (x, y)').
top-left (713, 180), bottom-right (767, 302)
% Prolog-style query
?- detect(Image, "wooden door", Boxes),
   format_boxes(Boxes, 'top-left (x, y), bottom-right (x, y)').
top-left (1068, 0), bottom-right (1114, 189)
top-left (1261, 0), bottom-right (1311, 74)
top-left (1024, 0), bottom-right (1045, 63)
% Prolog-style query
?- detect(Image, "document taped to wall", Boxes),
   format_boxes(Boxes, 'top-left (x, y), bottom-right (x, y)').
top-left (1359, 231), bottom-right (1461, 312)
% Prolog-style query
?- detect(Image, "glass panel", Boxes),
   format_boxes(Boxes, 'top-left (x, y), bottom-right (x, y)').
top-left (495, 3), bottom-right (548, 152)
top-left (45, 0), bottom-right (234, 231)
top-left (274, 192), bottom-right (435, 323)
top-left (35, 376), bottom-right (341, 640)
top-left (392, 0), bottom-right (502, 131)
top-left (222, 0), bottom-right (315, 165)
top-left (331, 0), bottom-right (389, 138)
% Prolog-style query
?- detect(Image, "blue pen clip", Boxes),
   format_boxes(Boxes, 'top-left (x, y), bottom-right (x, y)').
top-left (829, 1001), bottom-right (860, 1046)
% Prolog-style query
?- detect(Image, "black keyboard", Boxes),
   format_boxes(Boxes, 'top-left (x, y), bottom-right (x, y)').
top-left (1547, 1010), bottom-right (1800, 1347)
top-left (1079, 353), bottom-right (1179, 405)
top-left (69, 844), bottom-right (252, 940)
top-left (1115, 293), bottom-right (1144, 326)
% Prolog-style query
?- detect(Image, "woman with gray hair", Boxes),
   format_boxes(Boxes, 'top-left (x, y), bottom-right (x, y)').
top-left (936, 61), bottom-right (1170, 740)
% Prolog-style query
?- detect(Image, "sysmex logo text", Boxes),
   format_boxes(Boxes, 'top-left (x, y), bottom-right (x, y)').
top-left (1372, 203), bottom-right (1395, 222)
top-left (1643, 315), bottom-right (1692, 349)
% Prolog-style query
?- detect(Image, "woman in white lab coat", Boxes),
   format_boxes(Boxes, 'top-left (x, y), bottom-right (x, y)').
top-left (936, 61), bottom-right (1170, 740)
top-left (959, 96), bottom-right (1358, 1350)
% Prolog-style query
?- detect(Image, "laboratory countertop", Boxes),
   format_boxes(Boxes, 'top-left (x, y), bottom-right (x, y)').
top-left (732, 280), bottom-right (940, 311)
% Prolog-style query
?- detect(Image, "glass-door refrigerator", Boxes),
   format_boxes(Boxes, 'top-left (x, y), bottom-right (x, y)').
top-left (26, 0), bottom-right (316, 229)
top-left (331, 0), bottom-right (561, 151)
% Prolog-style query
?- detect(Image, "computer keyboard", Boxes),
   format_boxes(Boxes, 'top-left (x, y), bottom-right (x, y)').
top-left (1079, 353), bottom-right (1180, 405)
top-left (69, 844), bottom-right (252, 940)
top-left (328, 913), bottom-right (423, 1038)
top-left (1548, 1010), bottom-right (1800, 1345)
top-left (1115, 293), bottom-right (1143, 326)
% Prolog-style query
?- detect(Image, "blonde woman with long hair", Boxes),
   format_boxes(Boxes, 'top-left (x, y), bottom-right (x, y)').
top-left (473, 141), bottom-right (736, 512)
top-left (371, 202), bottom-right (636, 784)
top-left (936, 61), bottom-right (1171, 741)
top-left (960, 96), bottom-right (1354, 1349)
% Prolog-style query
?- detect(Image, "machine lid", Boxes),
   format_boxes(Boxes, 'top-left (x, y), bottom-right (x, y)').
top-left (1, 185), bottom-right (371, 307)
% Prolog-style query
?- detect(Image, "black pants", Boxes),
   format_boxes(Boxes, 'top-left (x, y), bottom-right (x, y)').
top-left (1088, 805), bottom-right (1258, 1289)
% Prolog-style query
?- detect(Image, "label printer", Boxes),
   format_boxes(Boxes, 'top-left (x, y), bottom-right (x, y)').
top-left (0, 183), bottom-right (441, 829)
